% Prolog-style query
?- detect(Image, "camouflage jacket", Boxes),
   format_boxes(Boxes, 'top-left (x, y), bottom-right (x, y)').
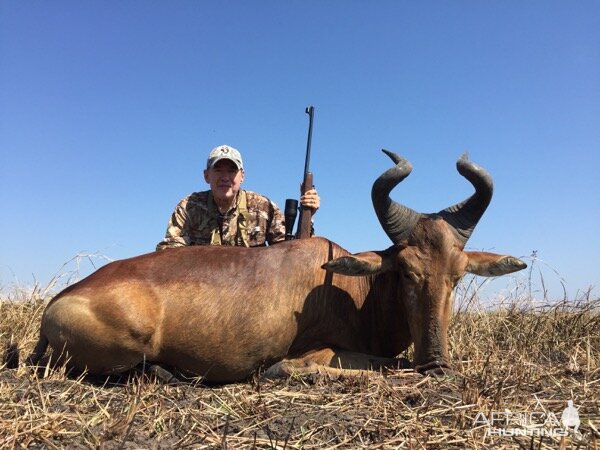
top-left (156, 190), bottom-right (286, 250)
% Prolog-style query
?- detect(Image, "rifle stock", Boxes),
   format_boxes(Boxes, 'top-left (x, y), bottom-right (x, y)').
top-left (297, 172), bottom-right (313, 239)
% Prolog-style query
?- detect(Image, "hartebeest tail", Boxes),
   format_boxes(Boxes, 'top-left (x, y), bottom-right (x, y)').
top-left (3, 341), bottom-right (19, 369)
top-left (3, 335), bottom-right (50, 371)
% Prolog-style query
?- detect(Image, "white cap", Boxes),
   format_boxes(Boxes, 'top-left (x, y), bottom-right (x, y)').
top-left (207, 145), bottom-right (244, 170)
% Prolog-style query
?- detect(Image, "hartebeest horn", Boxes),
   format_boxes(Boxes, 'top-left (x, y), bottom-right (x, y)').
top-left (437, 153), bottom-right (494, 245)
top-left (371, 149), bottom-right (422, 244)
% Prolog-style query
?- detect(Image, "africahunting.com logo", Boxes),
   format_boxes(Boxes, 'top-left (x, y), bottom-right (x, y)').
top-left (473, 400), bottom-right (581, 438)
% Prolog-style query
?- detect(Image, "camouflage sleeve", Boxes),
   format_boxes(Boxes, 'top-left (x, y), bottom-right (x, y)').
top-left (156, 200), bottom-right (192, 250)
top-left (267, 200), bottom-right (286, 244)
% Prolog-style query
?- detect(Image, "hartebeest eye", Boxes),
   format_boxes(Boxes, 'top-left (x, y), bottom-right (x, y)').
top-left (396, 252), bottom-right (423, 284)
top-left (399, 269), bottom-right (421, 284)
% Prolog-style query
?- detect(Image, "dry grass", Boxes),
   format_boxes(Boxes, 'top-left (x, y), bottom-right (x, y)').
top-left (1, 273), bottom-right (599, 449)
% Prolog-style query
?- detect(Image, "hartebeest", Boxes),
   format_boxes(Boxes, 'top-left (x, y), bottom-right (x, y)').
top-left (8, 151), bottom-right (526, 382)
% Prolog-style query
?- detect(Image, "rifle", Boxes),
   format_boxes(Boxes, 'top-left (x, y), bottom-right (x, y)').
top-left (297, 106), bottom-right (315, 239)
top-left (284, 106), bottom-right (315, 240)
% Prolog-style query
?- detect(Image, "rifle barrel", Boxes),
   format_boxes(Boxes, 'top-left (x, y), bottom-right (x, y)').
top-left (304, 106), bottom-right (314, 177)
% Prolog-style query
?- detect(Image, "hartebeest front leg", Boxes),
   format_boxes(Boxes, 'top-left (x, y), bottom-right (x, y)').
top-left (262, 348), bottom-right (411, 379)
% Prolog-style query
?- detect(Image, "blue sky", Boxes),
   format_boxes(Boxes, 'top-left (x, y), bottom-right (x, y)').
top-left (1, 1), bottom-right (598, 301)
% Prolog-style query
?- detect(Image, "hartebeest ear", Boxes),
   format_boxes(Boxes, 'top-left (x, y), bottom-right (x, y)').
top-left (322, 251), bottom-right (393, 276)
top-left (465, 252), bottom-right (527, 277)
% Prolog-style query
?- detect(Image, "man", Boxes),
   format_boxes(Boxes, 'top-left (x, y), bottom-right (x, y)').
top-left (157, 144), bottom-right (320, 250)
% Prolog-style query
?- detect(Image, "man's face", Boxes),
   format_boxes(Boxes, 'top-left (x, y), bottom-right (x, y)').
top-left (204, 159), bottom-right (245, 204)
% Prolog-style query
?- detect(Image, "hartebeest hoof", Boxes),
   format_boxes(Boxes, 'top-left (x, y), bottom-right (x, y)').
top-left (415, 361), bottom-right (455, 377)
top-left (145, 364), bottom-right (183, 385)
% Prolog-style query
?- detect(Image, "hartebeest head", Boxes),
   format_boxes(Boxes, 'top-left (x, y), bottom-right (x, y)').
top-left (324, 150), bottom-right (526, 375)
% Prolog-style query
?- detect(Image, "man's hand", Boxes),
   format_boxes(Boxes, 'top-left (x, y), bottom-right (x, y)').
top-left (300, 188), bottom-right (320, 213)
